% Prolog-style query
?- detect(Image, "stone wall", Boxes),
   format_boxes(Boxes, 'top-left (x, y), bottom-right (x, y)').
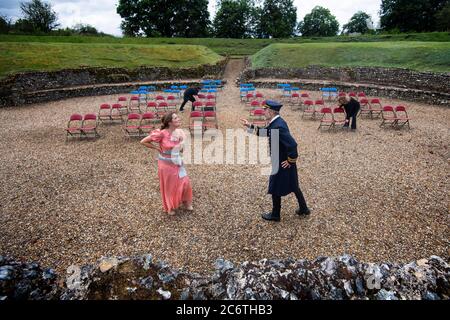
top-left (240, 59), bottom-right (450, 106)
top-left (0, 58), bottom-right (228, 107)
top-left (1, 254), bottom-right (448, 300)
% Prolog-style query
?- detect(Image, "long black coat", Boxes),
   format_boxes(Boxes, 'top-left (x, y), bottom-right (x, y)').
top-left (251, 116), bottom-right (300, 196)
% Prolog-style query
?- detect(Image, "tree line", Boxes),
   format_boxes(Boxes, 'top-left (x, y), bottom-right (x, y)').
top-left (1, 0), bottom-right (449, 37)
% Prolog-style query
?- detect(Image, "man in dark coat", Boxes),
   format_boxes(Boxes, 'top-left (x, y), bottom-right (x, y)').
top-left (241, 100), bottom-right (310, 222)
top-left (338, 96), bottom-right (360, 130)
top-left (179, 86), bottom-right (201, 112)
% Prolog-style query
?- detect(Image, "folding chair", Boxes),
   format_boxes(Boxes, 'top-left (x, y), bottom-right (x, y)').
top-left (128, 96), bottom-right (140, 113)
top-left (314, 100), bottom-right (325, 118)
top-left (359, 98), bottom-right (371, 118)
top-left (357, 92), bottom-right (366, 100)
top-left (140, 112), bottom-right (159, 136)
top-left (193, 101), bottom-right (203, 112)
top-left (145, 101), bottom-right (157, 114)
top-left (380, 106), bottom-right (398, 128)
top-left (249, 100), bottom-right (260, 111)
top-left (204, 101), bottom-right (216, 112)
top-left (156, 102), bottom-right (168, 118)
top-left (290, 93), bottom-right (301, 108)
top-left (249, 109), bottom-right (266, 127)
top-left (338, 92), bottom-right (346, 98)
top-left (189, 111), bottom-right (204, 134)
top-left (332, 107), bottom-right (347, 129)
top-left (348, 92), bottom-right (357, 100)
top-left (81, 114), bottom-right (99, 138)
top-left (197, 93), bottom-right (206, 101)
top-left (111, 103), bottom-right (124, 122)
top-left (66, 114), bottom-right (83, 141)
top-left (98, 103), bottom-right (112, 123)
top-left (318, 107), bottom-right (334, 130)
top-left (155, 95), bottom-right (165, 103)
top-left (245, 93), bottom-right (254, 104)
top-left (203, 111), bottom-right (219, 130)
top-left (117, 96), bottom-right (129, 114)
top-left (302, 100), bottom-right (315, 119)
top-left (123, 113), bottom-right (141, 137)
top-left (369, 98), bottom-right (383, 118)
top-left (166, 95), bottom-right (177, 112)
top-left (394, 106), bottom-right (411, 129)
top-left (206, 94), bottom-right (216, 102)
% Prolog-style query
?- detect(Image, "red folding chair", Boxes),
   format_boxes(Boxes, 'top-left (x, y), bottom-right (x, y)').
top-left (318, 107), bottom-right (334, 130)
top-left (117, 96), bottom-right (129, 114)
top-left (245, 93), bottom-right (254, 103)
top-left (380, 106), bottom-right (397, 128)
top-left (314, 100), bottom-right (325, 117)
top-left (81, 114), bottom-right (99, 138)
top-left (369, 98), bottom-right (383, 118)
top-left (357, 92), bottom-right (366, 100)
top-left (302, 100), bottom-right (315, 119)
top-left (333, 107), bottom-right (347, 128)
top-left (146, 101), bottom-right (157, 114)
top-left (338, 92), bottom-right (346, 98)
top-left (197, 93), bottom-right (206, 101)
top-left (249, 108), bottom-right (266, 126)
top-left (204, 101), bottom-right (216, 111)
top-left (111, 103), bottom-right (124, 122)
top-left (348, 92), bottom-right (357, 100)
top-left (140, 112), bottom-right (159, 136)
top-left (189, 111), bottom-right (204, 134)
top-left (290, 93), bottom-right (301, 106)
top-left (203, 111), bottom-right (218, 130)
top-left (155, 95), bottom-right (165, 102)
top-left (394, 106), bottom-right (411, 129)
top-left (255, 92), bottom-right (264, 100)
top-left (206, 94), bottom-right (216, 102)
top-left (156, 102), bottom-right (168, 117)
top-left (193, 101), bottom-right (203, 111)
top-left (66, 113), bottom-right (83, 141)
top-left (129, 96), bottom-right (140, 113)
top-left (166, 95), bottom-right (177, 112)
top-left (249, 100), bottom-right (260, 111)
top-left (359, 98), bottom-right (371, 118)
top-left (98, 103), bottom-right (112, 122)
top-left (123, 113), bottom-right (141, 137)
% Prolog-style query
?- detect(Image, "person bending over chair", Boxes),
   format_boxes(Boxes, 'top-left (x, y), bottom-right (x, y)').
top-left (179, 86), bottom-right (201, 112)
top-left (338, 96), bottom-right (360, 130)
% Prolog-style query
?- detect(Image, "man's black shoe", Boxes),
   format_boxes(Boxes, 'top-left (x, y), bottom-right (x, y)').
top-left (261, 212), bottom-right (280, 222)
top-left (296, 208), bottom-right (311, 216)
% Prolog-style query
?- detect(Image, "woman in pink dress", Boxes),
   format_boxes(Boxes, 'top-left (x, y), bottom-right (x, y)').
top-left (140, 112), bottom-right (193, 215)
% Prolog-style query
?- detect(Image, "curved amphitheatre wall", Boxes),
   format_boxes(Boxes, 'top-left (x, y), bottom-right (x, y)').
top-left (0, 57), bottom-right (228, 107)
top-left (240, 58), bottom-right (450, 106)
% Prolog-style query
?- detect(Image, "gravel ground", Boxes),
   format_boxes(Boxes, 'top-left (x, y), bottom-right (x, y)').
top-left (0, 60), bottom-right (449, 275)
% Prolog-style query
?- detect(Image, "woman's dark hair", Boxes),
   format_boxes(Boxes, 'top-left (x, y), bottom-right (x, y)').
top-left (161, 112), bottom-right (176, 130)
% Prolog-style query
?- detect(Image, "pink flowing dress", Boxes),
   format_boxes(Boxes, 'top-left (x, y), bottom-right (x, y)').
top-left (148, 129), bottom-right (193, 213)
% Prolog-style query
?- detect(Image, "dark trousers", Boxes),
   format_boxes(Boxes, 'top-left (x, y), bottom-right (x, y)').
top-left (180, 95), bottom-right (195, 111)
top-left (344, 112), bottom-right (358, 129)
top-left (272, 187), bottom-right (308, 217)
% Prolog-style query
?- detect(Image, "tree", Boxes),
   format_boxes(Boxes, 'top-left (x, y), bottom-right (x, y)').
top-left (0, 15), bottom-right (12, 34)
top-left (342, 11), bottom-right (373, 34)
top-left (380, 0), bottom-right (449, 32)
top-left (73, 23), bottom-right (99, 35)
top-left (298, 6), bottom-right (339, 37)
top-left (259, 0), bottom-right (297, 38)
top-left (435, 2), bottom-right (450, 31)
top-left (20, 0), bottom-right (59, 32)
top-left (117, 0), bottom-right (211, 37)
top-left (213, 0), bottom-right (254, 38)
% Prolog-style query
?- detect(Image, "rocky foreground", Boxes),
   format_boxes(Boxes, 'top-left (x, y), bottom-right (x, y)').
top-left (0, 254), bottom-right (448, 300)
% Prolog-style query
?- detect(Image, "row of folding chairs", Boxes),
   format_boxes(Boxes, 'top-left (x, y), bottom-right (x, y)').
top-left (192, 101), bottom-right (217, 111)
top-left (248, 108), bottom-right (267, 127)
top-left (123, 112), bottom-right (160, 137)
top-left (66, 113), bottom-right (100, 140)
top-left (380, 106), bottom-right (411, 129)
top-left (188, 111), bottom-right (219, 134)
top-left (242, 92), bottom-right (265, 103)
top-left (317, 107), bottom-right (347, 130)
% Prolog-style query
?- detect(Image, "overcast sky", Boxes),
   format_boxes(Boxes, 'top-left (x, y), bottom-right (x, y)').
top-left (0, 0), bottom-right (382, 37)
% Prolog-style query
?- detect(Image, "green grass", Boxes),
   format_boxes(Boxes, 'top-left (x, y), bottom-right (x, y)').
top-left (0, 42), bottom-right (224, 78)
top-left (1, 32), bottom-right (449, 56)
top-left (250, 42), bottom-right (450, 72)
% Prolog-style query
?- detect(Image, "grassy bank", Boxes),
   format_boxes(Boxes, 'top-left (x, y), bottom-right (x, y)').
top-left (1, 32), bottom-right (449, 57)
top-left (0, 42), bottom-right (224, 78)
top-left (250, 42), bottom-right (450, 72)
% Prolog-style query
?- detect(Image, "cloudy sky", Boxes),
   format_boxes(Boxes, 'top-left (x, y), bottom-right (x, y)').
top-left (0, 0), bottom-right (382, 36)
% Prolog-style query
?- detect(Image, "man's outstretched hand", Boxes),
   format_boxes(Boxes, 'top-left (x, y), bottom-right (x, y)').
top-left (240, 118), bottom-right (250, 128)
